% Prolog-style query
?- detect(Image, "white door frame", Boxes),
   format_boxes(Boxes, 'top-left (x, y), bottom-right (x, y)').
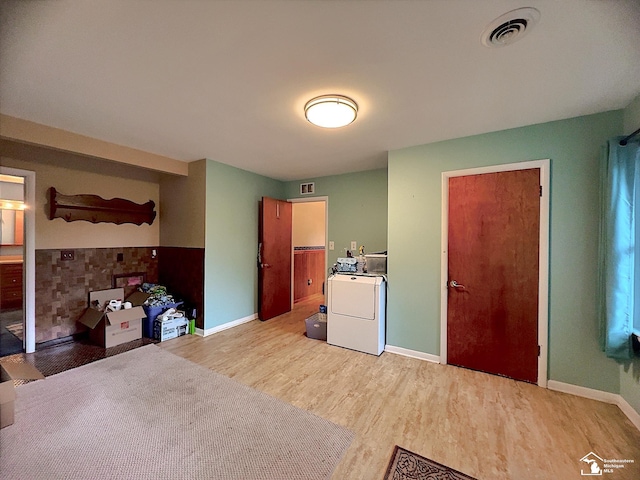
top-left (440, 159), bottom-right (550, 387)
top-left (1, 166), bottom-right (36, 353)
top-left (288, 196), bottom-right (329, 308)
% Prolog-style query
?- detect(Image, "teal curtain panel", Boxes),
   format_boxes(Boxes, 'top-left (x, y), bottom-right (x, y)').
top-left (599, 137), bottom-right (640, 359)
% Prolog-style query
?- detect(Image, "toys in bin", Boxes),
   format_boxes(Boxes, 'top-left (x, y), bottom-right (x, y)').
top-left (139, 283), bottom-right (177, 307)
top-left (138, 283), bottom-right (183, 338)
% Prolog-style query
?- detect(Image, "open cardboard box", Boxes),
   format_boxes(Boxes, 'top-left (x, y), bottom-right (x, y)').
top-left (77, 288), bottom-right (149, 348)
top-left (0, 362), bottom-right (45, 429)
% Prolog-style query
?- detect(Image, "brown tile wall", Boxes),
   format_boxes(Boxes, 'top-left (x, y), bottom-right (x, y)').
top-left (35, 247), bottom-right (158, 343)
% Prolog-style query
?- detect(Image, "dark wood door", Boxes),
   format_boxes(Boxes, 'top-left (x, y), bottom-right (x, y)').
top-left (258, 197), bottom-right (292, 321)
top-left (447, 168), bottom-right (540, 383)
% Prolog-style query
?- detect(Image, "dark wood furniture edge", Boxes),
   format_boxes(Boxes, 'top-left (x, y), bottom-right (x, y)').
top-left (47, 187), bottom-right (156, 225)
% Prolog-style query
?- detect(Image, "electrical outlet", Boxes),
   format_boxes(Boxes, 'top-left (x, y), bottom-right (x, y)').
top-left (329, 241), bottom-right (334, 250)
top-left (350, 241), bottom-right (357, 250)
top-left (60, 250), bottom-right (74, 261)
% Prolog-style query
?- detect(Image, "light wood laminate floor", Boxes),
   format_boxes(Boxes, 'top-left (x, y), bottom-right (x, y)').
top-left (158, 295), bottom-right (640, 480)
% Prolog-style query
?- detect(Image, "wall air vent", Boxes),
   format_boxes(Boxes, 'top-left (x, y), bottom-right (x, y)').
top-left (481, 7), bottom-right (540, 48)
top-left (300, 182), bottom-right (315, 195)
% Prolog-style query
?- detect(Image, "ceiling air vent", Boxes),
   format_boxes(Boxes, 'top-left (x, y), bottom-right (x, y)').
top-left (481, 7), bottom-right (540, 48)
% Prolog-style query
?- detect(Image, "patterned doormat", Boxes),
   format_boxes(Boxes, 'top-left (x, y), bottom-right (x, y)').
top-left (384, 445), bottom-right (477, 480)
top-left (5, 322), bottom-right (24, 341)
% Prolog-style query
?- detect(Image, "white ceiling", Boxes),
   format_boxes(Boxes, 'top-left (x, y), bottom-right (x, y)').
top-left (1, 0), bottom-right (640, 181)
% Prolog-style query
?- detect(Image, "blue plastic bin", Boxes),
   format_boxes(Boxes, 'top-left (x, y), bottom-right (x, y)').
top-left (142, 302), bottom-right (183, 338)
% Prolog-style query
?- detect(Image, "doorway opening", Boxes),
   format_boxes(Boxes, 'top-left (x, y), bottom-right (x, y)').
top-left (439, 159), bottom-right (550, 386)
top-left (289, 197), bottom-right (328, 307)
top-left (0, 173), bottom-right (24, 356)
top-left (0, 167), bottom-right (35, 356)
top-left (0, 167), bottom-right (36, 355)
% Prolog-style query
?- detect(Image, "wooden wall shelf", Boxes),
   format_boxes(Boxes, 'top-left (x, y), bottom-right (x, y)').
top-left (47, 187), bottom-right (156, 226)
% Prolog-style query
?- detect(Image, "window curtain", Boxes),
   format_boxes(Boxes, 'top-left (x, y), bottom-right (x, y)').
top-left (599, 137), bottom-right (640, 359)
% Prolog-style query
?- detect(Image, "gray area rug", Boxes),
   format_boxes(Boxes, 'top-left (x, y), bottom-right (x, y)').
top-left (0, 344), bottom-right (354, 479)
top-left (384, 445), bottom-right (477, 480)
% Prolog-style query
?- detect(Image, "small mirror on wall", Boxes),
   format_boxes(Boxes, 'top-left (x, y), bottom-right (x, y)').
top-left (0, 209), bottom-right (24, 246)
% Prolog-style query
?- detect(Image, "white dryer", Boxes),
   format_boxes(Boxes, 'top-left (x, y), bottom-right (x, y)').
top-left (327, 274), bottom-right (386, 356)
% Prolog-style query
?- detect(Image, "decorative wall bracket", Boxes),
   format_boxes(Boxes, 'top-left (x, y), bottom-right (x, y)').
top-left (47, 187), bottom-right (156, 225)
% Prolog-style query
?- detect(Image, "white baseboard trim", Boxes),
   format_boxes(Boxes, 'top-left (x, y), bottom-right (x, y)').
top-left (194, 313), bottom-right (258, 337)
top-left (548, 380), bottom-right (640, 431)
top-left (617, 397), bottom-right (640, 432)
top-left (547, 380), bottom-right (619, 403)
top-left (385, 345), bottom-right (440, 364)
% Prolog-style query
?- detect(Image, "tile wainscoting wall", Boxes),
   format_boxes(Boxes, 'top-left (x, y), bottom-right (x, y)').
top-left (35, 247), bottom-right (159, 344)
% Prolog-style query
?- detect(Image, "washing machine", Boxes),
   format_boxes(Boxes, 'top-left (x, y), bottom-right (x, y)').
top-left (327, 274), bottom-right (386, 356)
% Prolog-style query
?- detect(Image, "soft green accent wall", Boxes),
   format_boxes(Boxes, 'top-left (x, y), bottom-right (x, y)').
top-left (620, 94), bottom-right (640, 415)
top-left (620, 362), bottom-right (640, 415)
top-left (284, 168), bottom-right (388, 268)
top-left (202, 163), bottom-right (384, 330)
top-left (623, 93), bottom-right (640, 133)
top-left (204, 160), bottom-right (284, 329)
top-left (388, 111), bottom-right (622, 394)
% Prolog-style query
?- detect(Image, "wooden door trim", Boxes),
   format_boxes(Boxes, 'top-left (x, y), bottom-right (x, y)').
top-left (288, 196), bottom-right (329, 309)
top-left (439, 159), bottom-right (550, 387)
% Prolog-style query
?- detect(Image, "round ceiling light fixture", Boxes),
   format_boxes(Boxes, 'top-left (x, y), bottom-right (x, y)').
top-left (481, 7), bottom-right (540, 48)
top-left (304, 95), bottom-right (358, 128)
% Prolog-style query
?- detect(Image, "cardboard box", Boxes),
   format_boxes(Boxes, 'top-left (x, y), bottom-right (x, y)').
top-left (142, 301), bottom-right (183, 338)
top-left (154, 314), bottom-right (189, 342)
top-left (0, 362), bottom-right (44, 429)
top-left (125, 290), bottom-right (151, 307)
top-left (305, 312), bottom-right (327, 341)
top-left (77, 288), bottom-right (145, 348)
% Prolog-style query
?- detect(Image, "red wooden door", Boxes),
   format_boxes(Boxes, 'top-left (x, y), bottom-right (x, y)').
top-left (447, 168), bottom-right (540, 383)
top-left (258, 197), bottom-right (292, 321)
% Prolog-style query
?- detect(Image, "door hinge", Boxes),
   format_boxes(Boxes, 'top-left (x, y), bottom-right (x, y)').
top-left (539, 185), bottom-right (543, 197)
top-left (538, 345), bottom-right (541, 356)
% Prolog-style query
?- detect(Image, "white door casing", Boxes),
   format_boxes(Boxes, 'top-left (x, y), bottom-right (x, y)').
top-left (440, 159), bottom-right (550, 387)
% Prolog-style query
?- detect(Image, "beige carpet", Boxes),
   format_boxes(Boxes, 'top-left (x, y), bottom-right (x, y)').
top-left (0, 344), bottom-right (354, 479)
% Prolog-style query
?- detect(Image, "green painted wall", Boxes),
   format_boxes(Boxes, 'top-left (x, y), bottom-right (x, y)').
top-left (284, 168), bottom-right (388, 268)
top-left (204, 159), bottom-right (284, 330)
top-left (388, 111), bottom-right (623, 394)
top-left (620, 361), bottom-right (640, 415)
top-left (623, 92), bottom-right (640, 133)
top-left (201, 163), bottom-right (385, 330)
